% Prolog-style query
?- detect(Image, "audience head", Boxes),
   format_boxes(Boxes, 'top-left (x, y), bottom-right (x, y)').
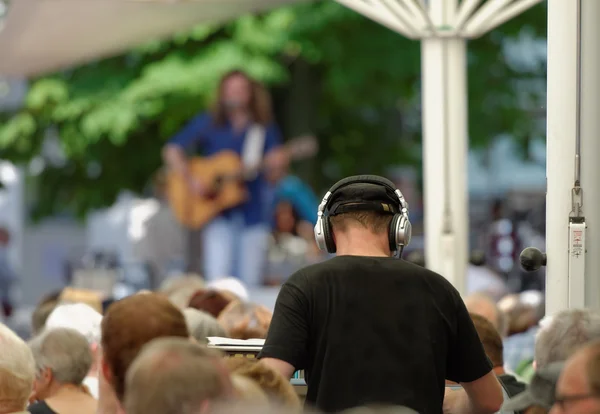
top-left (504, 362), bottom-right (564, 413)
top-left (101, 293), bottom-right (189, 402)
top-left (59, 287), bottom-right (103, 314)
top-left (550, 339), bottom-right (600, 414)
top-left (218, 301), bottom-right (272, 339)
top-left (183, 308), bottom-right (227, 344)
top-left (189, 289), bottom-right (233, 318)
top-left (124, 337), bottom-right (232, 414)
top-left (499, 291), bottom-right (545, 335)
top-left (31, 291), bottom-right (62, 336)
top-left (535, 309), bottom-right (600, 368)
top-left (45, 303), bottom-right (102, 345)
top-left (28, 328), bottom-right (92, 400)
top-left (206, 277), bottom-right (249, 302)
top-left (0, 323), bottom-right (35, 413)
top-left (230, 374), bottom-right (269, 404)
top-left (224, 357), bottom-right (300, 408)
top-left (470, 313), bottom-right (504, 370)
top-left (465, 293), bottom-right (508, 337)
top-left (159, 273), bottom-right (205, 309)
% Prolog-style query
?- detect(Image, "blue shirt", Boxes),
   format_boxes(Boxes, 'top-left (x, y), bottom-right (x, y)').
top-left (274, 175), bottom-right (319, 225)
top-left (169, 112), bottom-right (281, 226)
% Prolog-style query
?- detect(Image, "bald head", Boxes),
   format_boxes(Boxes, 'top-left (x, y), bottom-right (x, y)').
top-left (465, 293), bottom-right (507, 337)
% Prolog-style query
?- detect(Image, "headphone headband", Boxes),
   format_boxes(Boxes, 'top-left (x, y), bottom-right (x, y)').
top-left (318, 174), bottom-right (408, 215)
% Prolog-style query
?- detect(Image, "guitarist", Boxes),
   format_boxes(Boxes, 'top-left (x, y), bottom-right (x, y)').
top-left (162, 70), bottom-right (284, 287)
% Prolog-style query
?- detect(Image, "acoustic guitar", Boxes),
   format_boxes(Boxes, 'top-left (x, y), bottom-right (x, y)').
top-left (167, 135), bottom-right (317, 229)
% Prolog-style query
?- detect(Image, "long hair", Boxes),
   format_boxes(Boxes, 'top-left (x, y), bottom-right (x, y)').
top-left (211, 70), bottom-right (273, 126)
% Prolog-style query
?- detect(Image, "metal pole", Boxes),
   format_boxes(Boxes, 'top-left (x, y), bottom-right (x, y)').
top-left (421, 0), bottom-right (468, 294)
top-left (577, 0), bottom-right (600, 309)
top-left (545, 0), bottom-right (600, 314)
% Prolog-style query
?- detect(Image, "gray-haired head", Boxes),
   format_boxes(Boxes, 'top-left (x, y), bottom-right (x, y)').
top-left (0, 322), bottom-right (35, 412)
top-left (503, 361), bottom-right (564, 411)
top-left (182, 308), bottom-right (227, 344)
top-left (535, 308), bottom-right (600, 368)
top-left (28, 327), bottom-right (92, 386)
top-left (159, 274), bottom-right (205, 309)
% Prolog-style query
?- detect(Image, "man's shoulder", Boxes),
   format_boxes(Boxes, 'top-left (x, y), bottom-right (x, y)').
top-left (293, 256), bottom-right (452, 284)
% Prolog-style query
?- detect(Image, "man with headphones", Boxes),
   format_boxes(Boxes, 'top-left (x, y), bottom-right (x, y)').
top-left (259, 175), bottom-right (503, 413)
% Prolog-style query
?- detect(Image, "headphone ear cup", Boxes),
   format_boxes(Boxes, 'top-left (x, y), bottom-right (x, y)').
top-left (389, 214), bottom-right (402, 252)
top-left (389, 213), bottom-right (412, 253)
top-left (323, 217), bottom-right (337, 254)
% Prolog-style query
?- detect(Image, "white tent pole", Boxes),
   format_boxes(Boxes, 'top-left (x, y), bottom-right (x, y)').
top-left (336, 0), bottom-right (418, 38)
top-left (464, 0), bottom-right (544, 38)
top-left (453, 0), bottom-right (483, 31)
top-left (462, 0), bottom-right (513, 37)
top-left (577, 0), bottom-right (600, 309)
top-left (421, 0), bottom-right (468, 294)
top-left (546, 0), bottom-right (600, 315)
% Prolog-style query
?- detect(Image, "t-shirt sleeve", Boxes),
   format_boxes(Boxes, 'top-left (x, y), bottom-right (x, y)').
top-left (263, 122), bottom-right (282, 153)
top-left (168, 113), bottom-right (211, 149)
top-left (258, 271), bottom-right (309, 370)
top-left (446, 288), bottom-right (494, 383)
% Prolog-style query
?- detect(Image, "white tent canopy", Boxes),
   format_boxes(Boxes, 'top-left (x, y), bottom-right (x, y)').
top-left (0, 0), bottom-right (301, 77)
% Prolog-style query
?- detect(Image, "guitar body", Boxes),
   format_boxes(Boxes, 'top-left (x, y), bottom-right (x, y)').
top-left (167, 151), bottom-right (248, 229)
top-left (165, 135), bottom-right (317, 229)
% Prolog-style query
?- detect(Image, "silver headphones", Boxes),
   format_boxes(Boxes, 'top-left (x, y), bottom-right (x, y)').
top-left (313, 175), bottom-right (412, 256)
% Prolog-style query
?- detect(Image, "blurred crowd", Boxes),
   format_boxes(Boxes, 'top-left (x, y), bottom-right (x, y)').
top-left (0, 270), bottom-right (596, 414)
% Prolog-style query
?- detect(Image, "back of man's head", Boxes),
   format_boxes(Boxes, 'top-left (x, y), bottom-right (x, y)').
top-left (535, 308), bottom-right (600, 368)
top-left (470, 313), bottom-right (504, 368)
top-left (29, 327), bottom-right (92, 386)
top-left (328, 183), bottom-right (397, 235)
top-left (0, 323), bottom-right (35, 412)
top-left (465, 293), bottom-right (507, 337)
top-left (45, 303), bottom-right (102, 345)
top-left (101, 293), bottom-right (189, 401)
top-left (124, 338), bottom-right (231, 414)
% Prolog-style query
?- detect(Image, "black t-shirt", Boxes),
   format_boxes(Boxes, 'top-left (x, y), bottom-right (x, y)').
top-left (259, 256), bottom-right (492, 413)
top-left (28, 401), bottom-right (58, 414)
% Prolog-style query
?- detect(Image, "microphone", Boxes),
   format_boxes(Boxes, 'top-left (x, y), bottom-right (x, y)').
top-left (520, 247), bottom-right (547, 272)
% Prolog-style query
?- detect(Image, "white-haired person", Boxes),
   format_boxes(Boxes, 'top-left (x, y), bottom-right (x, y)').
top-left (44, 303), bottom-right (102, 398)
top-left (28, 328), bottom-right (97, 414)
top-left (0, 322), bottom-right (35, 414)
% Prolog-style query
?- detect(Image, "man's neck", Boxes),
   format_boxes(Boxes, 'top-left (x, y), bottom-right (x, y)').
top-left (334, 228), bottom-right (391, 257)
top-left (493, 366), bottom-right (506, 376)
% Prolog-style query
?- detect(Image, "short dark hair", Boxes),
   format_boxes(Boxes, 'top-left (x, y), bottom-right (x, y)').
top-left (470, 313), bottom-right (504, 368)
top-left (101, 293), bottom-right (189, 401)
top-left (329, 210), bottom-right (393, 234)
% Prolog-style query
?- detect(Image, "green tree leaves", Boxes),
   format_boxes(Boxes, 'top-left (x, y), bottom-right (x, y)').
top-left (0, 1), bottom-right (547, 219)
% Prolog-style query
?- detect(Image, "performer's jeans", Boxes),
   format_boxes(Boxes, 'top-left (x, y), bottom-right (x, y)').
top-left (201, 213), bottom-right (269, 287)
